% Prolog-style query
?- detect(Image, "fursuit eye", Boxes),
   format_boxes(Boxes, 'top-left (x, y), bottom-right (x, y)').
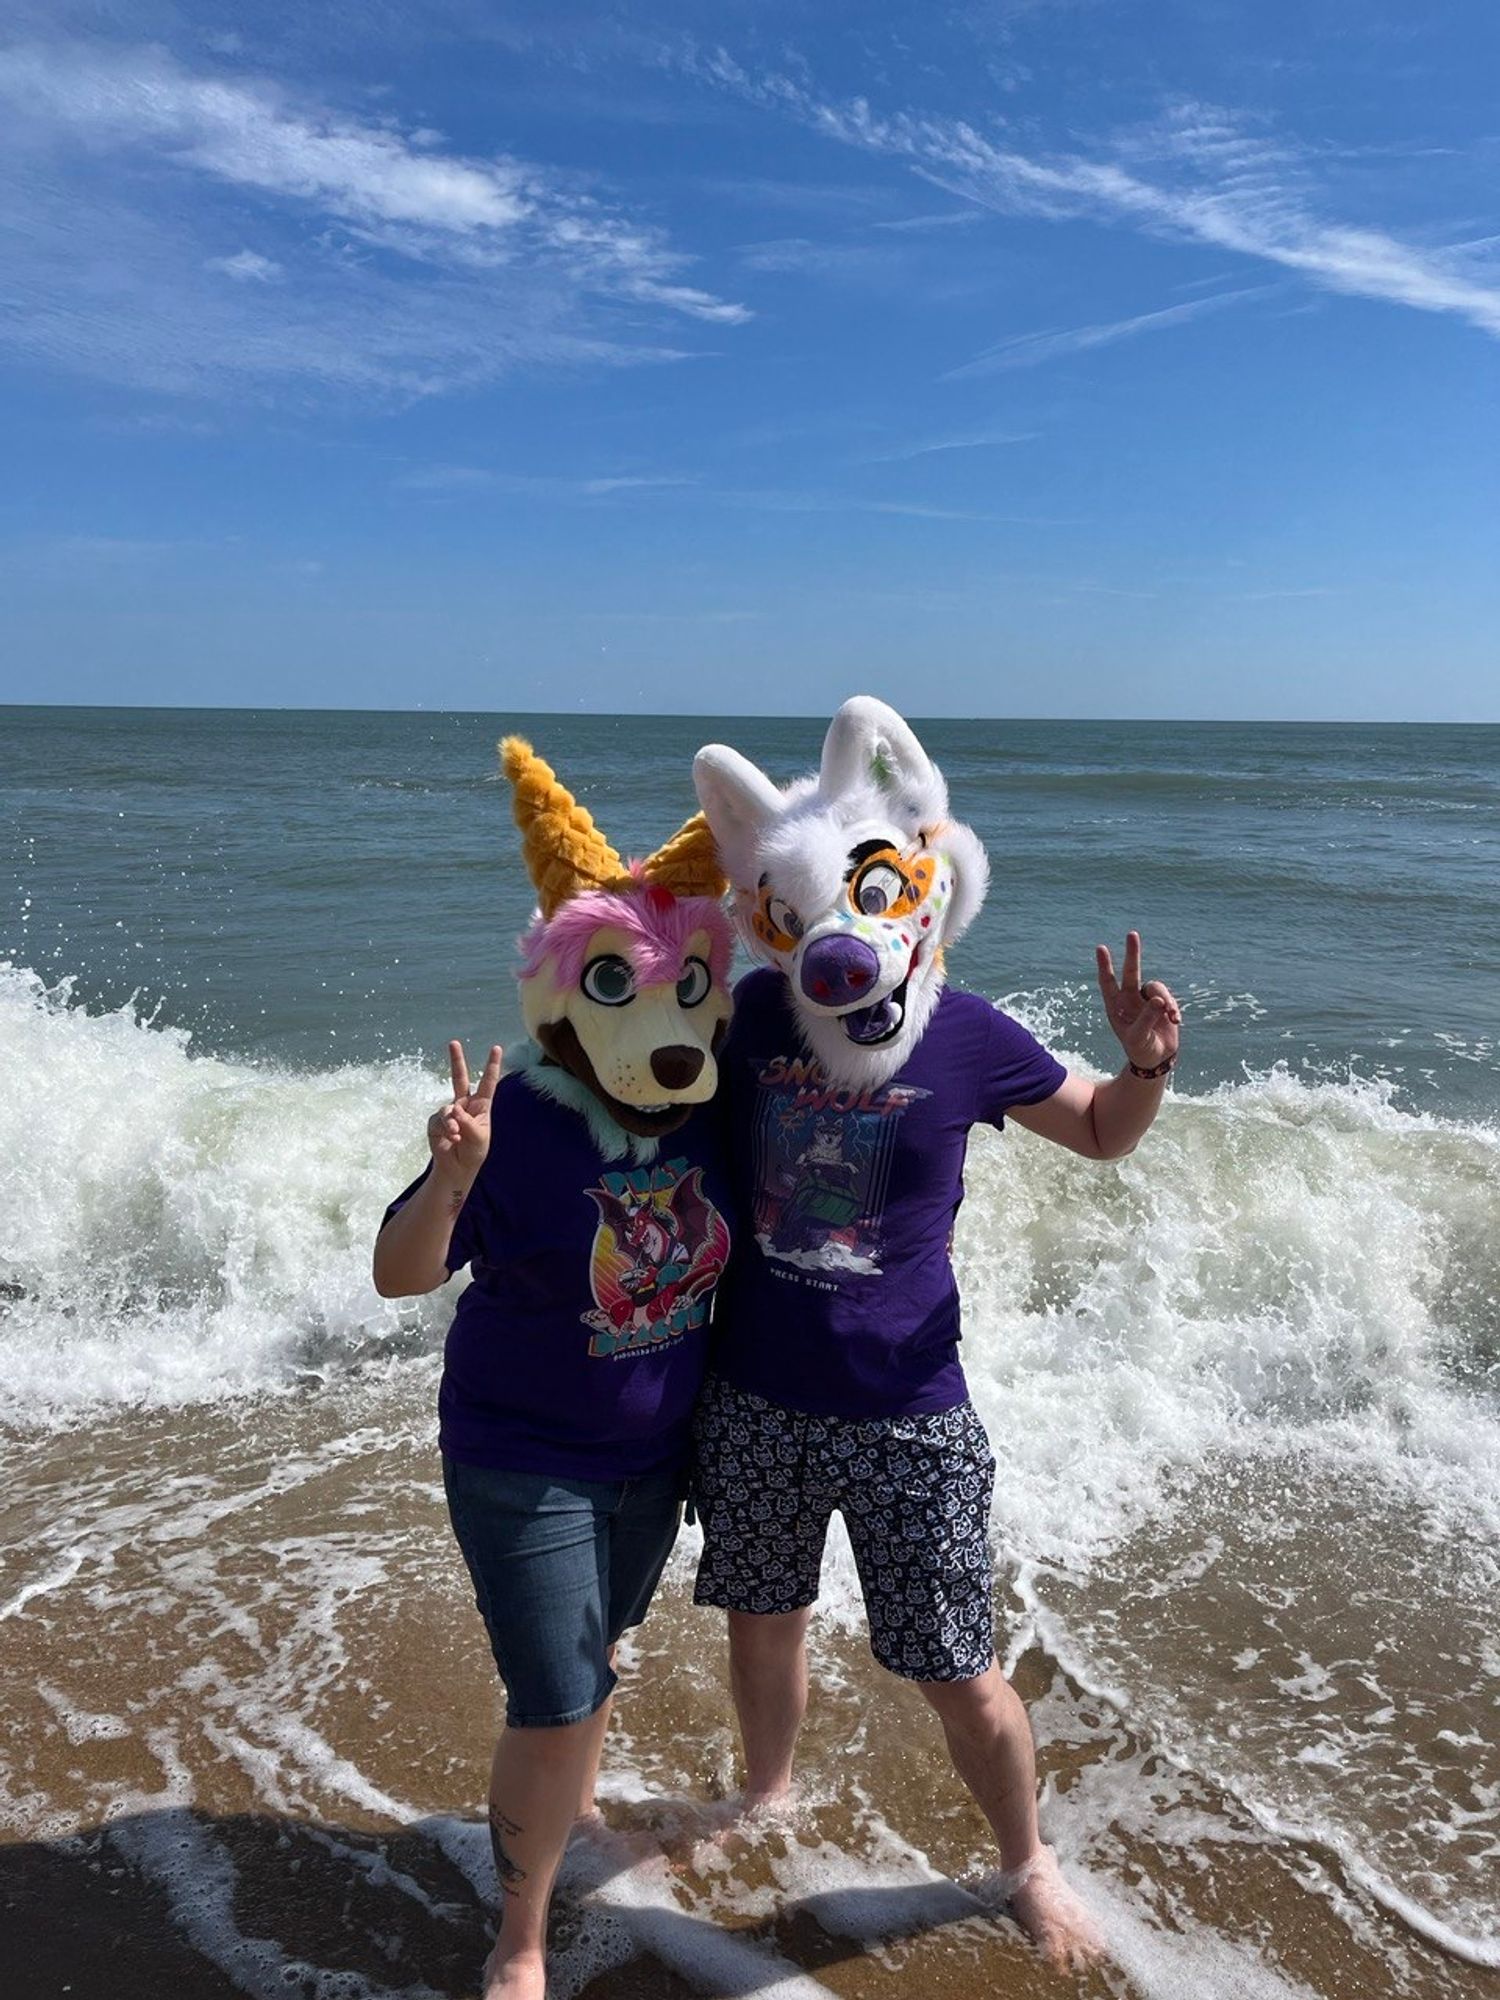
top-left (581, 954), bottom-right (636, 1006)
top-left (676, 956), bottom-right (711, 1007)
top-left (767, 896), bottom-right (804, 940)
top-left (852, 860), bottom-right (906, 917)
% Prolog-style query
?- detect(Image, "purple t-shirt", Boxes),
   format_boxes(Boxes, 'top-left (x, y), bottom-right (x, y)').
top-left (383, 1071), bottom-right (732, 1479)
top-left (713, 969), bottom-right (1066, 1419)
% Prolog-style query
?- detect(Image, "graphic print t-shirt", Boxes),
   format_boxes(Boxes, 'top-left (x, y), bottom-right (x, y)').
top-left (383, 1073), bottom-right (731, 1479)
top-left (713, 969), bottom-right (1066, 1420)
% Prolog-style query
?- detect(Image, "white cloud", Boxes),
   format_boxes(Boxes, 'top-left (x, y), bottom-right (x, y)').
top-left (391, 466), bottom-right (698, 500)
top-left (945, 289), bottom-right (1261, 376)
top-left (391, 464), bottom-right (499, 492)
top-left (577, 474), bottom-right (697, 494)
top-left (865, 427), bottom-right (1037, 461)
top-left (715, 488), bottom-right (1067, 525)
top-left (874, 209), bottom-right (987, 233)
top-left (0, 39), bottom-right (747, 397)
top-left (205, 249), bottom-right (282, 282)
top-left (691, 54), bottom-right (1500, 340)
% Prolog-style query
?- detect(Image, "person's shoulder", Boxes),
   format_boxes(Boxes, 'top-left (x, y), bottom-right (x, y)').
top-left (930, 982), bottom-right (1005, 1045)
top-left (931, 986), bottom-right (1054, 1077)
top-left (484, 1065), bottom-right (560, 1149)
top-left (734, 965), bottom-right (784, 1007)
top-left (935, 982), bottom-right (993, 1024)
top-left (727, 964), bottom-right (788, 1039)
top-left (495, 1068), bottom-right (538, 1111)
top-left (940, 983), bottom-right (1031, 1034)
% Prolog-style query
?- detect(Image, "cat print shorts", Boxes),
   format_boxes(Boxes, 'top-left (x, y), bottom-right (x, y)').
top-left (691, 1374), bottom-right (998, 1681)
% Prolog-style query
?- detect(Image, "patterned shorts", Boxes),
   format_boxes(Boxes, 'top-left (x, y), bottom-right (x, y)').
top-left (691, 1375), bottom-right (998, 1682)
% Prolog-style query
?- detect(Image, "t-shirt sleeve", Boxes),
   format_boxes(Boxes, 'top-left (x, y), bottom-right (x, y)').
top-left (974, 1004), bottom-right (1068, 1129)
top-left (379, 1161), bottom-right (494, 1275)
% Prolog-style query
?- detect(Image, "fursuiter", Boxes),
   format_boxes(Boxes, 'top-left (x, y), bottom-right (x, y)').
top-left (502, 736), bottom-right (733, 1150)
top-left (692, 696), bottom-right (989, 1090)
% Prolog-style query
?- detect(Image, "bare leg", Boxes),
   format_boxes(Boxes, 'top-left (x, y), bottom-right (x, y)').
top-left (727, 1606), bottom-right (812, 1805)
top-left (574, 1648), bottom-right (616, 1823)
top-left (482, 1704), bottom-right (614, 2000)
top-left (919, 1665), bottom-right (1103, 1971)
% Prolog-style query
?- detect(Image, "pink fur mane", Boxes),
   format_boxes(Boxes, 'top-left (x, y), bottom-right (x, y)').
top-left (519, 863), bottom-right (732, 991)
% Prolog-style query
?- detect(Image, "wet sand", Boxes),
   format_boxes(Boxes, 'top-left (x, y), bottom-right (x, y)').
top-left (3, 1381), bottom-right (1496, 2000)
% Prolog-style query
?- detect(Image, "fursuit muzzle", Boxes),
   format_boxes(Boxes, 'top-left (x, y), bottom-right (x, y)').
top-left (693, 697), bottom-right (989, 1089)
top-left (502, 738), bottom-right (733, 1138)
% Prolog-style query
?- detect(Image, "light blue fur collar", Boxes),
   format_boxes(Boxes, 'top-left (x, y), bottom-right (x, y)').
top-left (507, 1039), bottom-right (662, 1164)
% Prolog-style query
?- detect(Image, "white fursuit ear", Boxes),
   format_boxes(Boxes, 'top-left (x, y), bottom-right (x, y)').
top-left (825, 696), bottom-right (990, 943)
top-left (693, 743), bottom-right (784, 891)
top-left (819, 696), bottom-right (948, 831)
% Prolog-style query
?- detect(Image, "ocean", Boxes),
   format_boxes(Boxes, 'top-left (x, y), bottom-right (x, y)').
top-left (2, 704), bottom-right (1497, 2000)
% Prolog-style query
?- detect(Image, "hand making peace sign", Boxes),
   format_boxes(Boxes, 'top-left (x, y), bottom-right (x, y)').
top-left (427, 1040), bottom-right (503, 1184)
top-left (1095, 932), bottom-right (1183, 1072)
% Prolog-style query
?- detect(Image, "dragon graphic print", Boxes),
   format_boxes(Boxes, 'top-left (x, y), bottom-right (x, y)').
top-left (582, 1157), bottom-right (730, 1356)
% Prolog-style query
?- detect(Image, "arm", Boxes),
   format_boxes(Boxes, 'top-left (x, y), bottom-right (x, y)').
top-left (373, 1040), bottom-right (502, 1297)
top-left (1008, 932), bottom-right (1181, 1162)
top-left (1008, 1065), bottom-right (1168, 1161)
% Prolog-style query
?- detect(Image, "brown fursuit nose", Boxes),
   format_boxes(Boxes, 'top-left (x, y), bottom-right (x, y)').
top-left (649, 1044), bottom-right (706, 1091)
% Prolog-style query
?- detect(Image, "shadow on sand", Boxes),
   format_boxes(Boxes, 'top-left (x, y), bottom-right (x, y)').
top-left (0, 1802), bottom-right (1040, 2000)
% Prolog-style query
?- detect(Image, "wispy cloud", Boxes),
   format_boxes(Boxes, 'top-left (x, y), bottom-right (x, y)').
top-left (874, 209), bottom-right (987, 233)
top-left (0, 39), bottom-right (747, 398)
top-left (578, 474), bottom-right (696, 495)
top-left (391, 465), bottom-right (697, 499)
top-left (688, 54), bottom-right (1500, 340)
top-left (390, 465), bottom-right (1062, 525)
top-left (205, 249), bottom-right (283, 282)
top-left (715, 488), bottom-right (1068, 525)
top-left (945, 289), bottom-right (1261, 376)
top-left (736, 236), bottom-right (884, 277)
top-left (864, 428), bottom-right (1038, 461)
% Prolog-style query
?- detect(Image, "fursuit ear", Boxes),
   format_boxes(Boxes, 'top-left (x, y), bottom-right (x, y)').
top-left (693, 744), bottom-right (784, 887)
top-left (641, 811), bottom-right (728, 901)
top-left (819, 696), bottom-right (947, 822)
top-left (500, 735), bottom-right (627, 917)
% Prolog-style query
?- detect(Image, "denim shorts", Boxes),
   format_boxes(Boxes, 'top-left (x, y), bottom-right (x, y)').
top-left (443, 1456), bottom-right (683, 1728)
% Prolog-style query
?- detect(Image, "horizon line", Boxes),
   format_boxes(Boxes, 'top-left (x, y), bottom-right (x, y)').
top-left (2, 701), bottom-right (1496, 728)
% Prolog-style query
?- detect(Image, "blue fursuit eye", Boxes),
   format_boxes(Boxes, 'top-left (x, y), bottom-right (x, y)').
top-left (676, 957), bottom-right (711, 1007)
top-left (581, 954), bottom-right (636, 1005)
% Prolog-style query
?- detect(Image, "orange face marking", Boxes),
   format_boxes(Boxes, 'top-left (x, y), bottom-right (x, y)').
top-left (754, 885), bottom-right (803, 955)
top-left (846, 845), bottom-right (936, 923)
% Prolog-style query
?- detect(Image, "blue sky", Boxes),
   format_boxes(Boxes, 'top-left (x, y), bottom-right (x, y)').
top-left (1, 0), bottom-right (1497, 719)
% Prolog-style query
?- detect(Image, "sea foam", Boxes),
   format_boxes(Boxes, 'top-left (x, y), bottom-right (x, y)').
top-left (0, 961), bottom-right (454, 1421)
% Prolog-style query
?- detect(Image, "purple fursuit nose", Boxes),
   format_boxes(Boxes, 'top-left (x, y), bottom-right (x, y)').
top-left (799, 932), bottom-right (882, 1007)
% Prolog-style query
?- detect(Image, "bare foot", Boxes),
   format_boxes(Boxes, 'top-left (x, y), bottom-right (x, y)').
top-left (480, 1942), bottom-right (546, 2000)
top-left (1005, 1847), bottom-right (1107, 1973)
top-left (666, 1787), bottom-right (798, 1876)
top-left (736, 1783), bottom-right (797, 1819)
top-left (736, 1792), bottom-right (788, 1824)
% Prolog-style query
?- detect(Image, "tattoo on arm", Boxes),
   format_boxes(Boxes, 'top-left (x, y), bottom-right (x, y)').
top-left (488, 1804), bottom-right (526, 1899)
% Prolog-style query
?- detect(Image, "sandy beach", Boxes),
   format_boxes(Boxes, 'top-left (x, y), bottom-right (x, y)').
top-left (4, 1379), bottom-right (1495, 2000)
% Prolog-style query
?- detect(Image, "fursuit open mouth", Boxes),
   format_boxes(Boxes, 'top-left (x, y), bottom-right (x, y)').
top-left (600, 1092), bottom-right (695, 1136)
top-left (837, 954), bottom-right (918, 1046)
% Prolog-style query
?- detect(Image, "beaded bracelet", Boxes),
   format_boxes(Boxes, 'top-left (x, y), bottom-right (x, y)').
top-left (1127, 1054), bottom-right (1176, 1080)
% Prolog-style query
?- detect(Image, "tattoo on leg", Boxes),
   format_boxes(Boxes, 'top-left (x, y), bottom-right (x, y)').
top-left (489, 1804), bottom-right (526, 1899)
